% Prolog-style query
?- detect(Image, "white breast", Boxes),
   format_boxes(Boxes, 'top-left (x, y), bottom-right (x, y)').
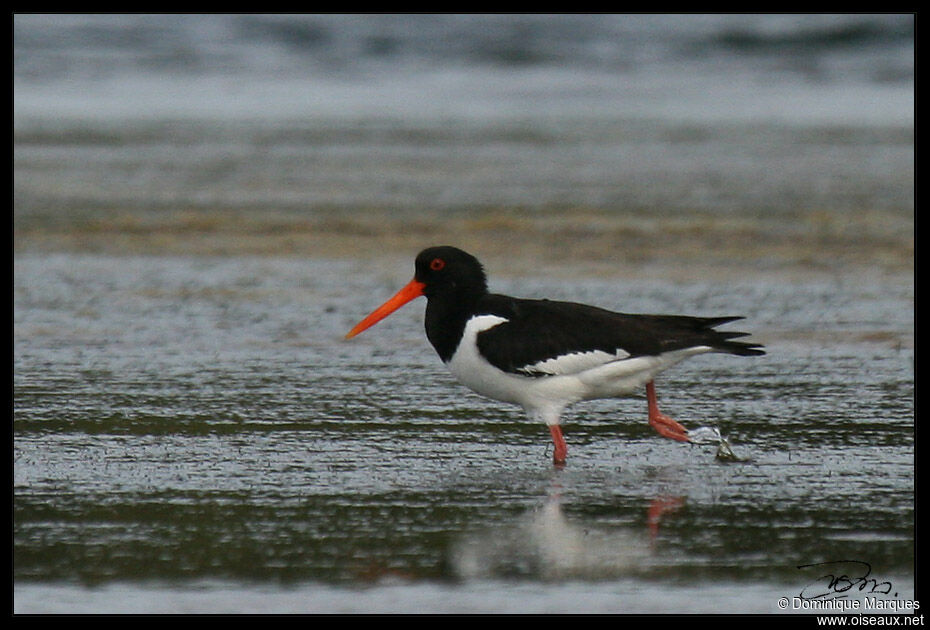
top-left (446, 315), bottom-right (528, 405)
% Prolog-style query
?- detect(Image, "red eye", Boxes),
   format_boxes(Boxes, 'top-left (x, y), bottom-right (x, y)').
top-left (430, 258), bottom-right (445, 271)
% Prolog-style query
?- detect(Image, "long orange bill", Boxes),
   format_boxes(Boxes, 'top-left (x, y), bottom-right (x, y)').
top-left (345, 279), bottom-right (426, 339)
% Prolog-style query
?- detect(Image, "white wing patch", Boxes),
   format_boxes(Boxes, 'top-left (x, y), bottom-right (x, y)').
top-left (518, 348), bottom-right (632, 376)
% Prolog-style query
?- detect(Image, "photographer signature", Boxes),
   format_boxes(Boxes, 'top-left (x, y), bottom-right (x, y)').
top-left (797, 560), bottom-right (896, 600)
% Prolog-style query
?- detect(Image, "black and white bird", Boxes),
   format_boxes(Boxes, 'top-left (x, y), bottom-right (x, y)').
top-left (346, 246), bottom-right (764, 465)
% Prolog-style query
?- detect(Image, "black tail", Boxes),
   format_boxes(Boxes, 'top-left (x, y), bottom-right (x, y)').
top-left (646, 314), bottom-right (765, 357)
top-left (701, 316), bottom-right (765, 356)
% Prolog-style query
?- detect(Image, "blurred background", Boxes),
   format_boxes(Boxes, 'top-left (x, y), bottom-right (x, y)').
top-left (14, 14), bottom-right (914, 614)
top-left (14, 13), bottom-right (914, 275)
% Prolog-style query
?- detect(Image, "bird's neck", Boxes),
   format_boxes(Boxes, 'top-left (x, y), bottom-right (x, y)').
top-left (424, 288), bottom-right (485, 363)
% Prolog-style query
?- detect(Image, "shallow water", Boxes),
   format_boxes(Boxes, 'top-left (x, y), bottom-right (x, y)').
top-left (13, 254), bottom-right (914, 613)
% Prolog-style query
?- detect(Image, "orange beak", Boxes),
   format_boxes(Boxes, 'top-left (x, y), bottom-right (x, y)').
top-left (345, 278), bottom-right (426, 339)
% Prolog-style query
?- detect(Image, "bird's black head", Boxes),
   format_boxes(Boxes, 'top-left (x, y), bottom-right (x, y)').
top-left (345, 246), bottom-right (488, 340)
top-left (414, 246), bottom-right (488, 299)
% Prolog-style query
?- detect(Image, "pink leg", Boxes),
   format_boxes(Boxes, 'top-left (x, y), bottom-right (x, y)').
top-left (549, 424), bottom-right (568, 465)
top-left (647, 496), bottom-right (685, 542)
top-left (646, 381), bottom-right (690, 442)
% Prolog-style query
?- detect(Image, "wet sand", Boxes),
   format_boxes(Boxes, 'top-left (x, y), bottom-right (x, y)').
top-left (14, 114), bottom-right (913, 284)
top-left (13, 203), bottom-right (913, 284)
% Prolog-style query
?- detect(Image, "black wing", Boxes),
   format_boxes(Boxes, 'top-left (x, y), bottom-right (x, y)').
top-left (474, 294), bottom-right (764, 377)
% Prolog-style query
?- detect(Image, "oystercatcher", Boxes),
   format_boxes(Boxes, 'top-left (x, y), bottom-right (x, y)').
top-left (346, 246), bottom-right (764, 465)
